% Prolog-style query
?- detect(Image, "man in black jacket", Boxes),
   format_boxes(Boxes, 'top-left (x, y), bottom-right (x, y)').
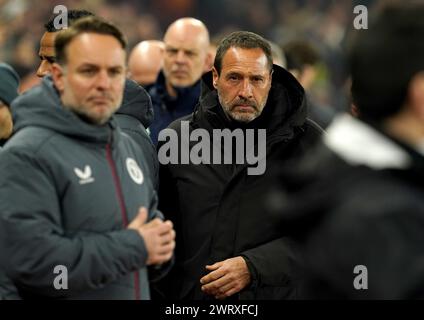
top-left (0, 17), bottom-right (175, 299)
top-left (157, 31), bottom-right (322, 300)
top-left (274, 2), bottom-right (424, 299)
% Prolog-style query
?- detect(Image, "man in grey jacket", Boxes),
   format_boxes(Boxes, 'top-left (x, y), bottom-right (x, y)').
top-left (0, 17), bottom-right (175, 299)
top-left (37, 9), bottom-right (158, 187)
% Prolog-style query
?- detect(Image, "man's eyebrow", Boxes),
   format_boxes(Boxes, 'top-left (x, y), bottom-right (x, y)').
top-left (77, 63), bottom-right (99, 69)
top-left (166, 45), bottom-right (197, 52)
top-left (76, 63), bottom-right (124, 70)
top-left (39, 55), bottom-right (56, 61)
top-left (226, 71), bottom-right (242, 76)
top-left (250, 74), bottom-right (265, 78)
top-left (109, 66), bottom-right (125, 71)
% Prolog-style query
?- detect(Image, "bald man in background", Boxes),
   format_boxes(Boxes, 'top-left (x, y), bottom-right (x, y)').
top-left (147, 17), bottom-right (211, 145)
top-left (128, 40), bottom-right (165, 89)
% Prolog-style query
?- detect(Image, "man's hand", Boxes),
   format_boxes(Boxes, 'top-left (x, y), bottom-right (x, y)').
top-left (200, 256), bottom-right (251, 300)
top-left (128, 207), bottom-right (175, 266)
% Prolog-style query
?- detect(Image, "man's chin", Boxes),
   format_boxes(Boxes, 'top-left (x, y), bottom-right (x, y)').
top-left (74, 110), bottom-right (111, 126)
top-left (0, 127), bottom-right (13, 140)
top-left (90, 103), bottom-right (119, 124)
top-left (170, 78), bottom-right (194, 88)
top-left (229, 111), bottom-right (257, 123)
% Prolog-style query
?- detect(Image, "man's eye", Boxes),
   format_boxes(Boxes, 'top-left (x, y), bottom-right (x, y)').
top-left (80, 69), bottom-right (96, 76)
top-left (109, 69), bottom-right (122, 76)
top-left (166, 49), bottom-right (178, 55)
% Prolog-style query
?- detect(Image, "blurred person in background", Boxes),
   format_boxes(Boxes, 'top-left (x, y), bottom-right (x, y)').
top-left (37, 9), bottom-right (95, 78)
top-left (274, 2), bottom-right (424, 299)
top-left (269, 40), bottom-right (286, 68)
top-left (128, 40), bottom-right (165, 89)
top-left (284, 40), bottom-right (335, 128)
top-left (148, 17), bottom-right (211, 145)
top-left (0, 63), bottom-right (19, 148)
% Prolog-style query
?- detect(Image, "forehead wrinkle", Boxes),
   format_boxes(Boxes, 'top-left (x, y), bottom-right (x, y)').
top-left (64, 34), bottom-right (126, 67)
top-left (221, 48), bottom-right (269, 74)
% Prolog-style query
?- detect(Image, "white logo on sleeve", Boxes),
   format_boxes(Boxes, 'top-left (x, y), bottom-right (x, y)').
top-left (126, 158), bottom-right (144, 185)
top-left (74, 165), bottom-right (95, 184)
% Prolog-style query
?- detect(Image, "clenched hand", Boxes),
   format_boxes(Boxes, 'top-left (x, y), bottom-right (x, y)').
top-left (128, 207), bottom-right (175, 266)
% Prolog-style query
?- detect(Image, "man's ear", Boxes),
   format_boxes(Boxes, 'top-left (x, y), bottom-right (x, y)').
top-left (408, 72), bottom-right (424, 120)
top-left (212, 67), bottom-right (219, 89)
top-left (51, 63), bottom-right (65, 94)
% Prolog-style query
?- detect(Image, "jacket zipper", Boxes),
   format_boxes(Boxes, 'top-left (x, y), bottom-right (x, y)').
top-left (106, 143), bottom-right (141, 300)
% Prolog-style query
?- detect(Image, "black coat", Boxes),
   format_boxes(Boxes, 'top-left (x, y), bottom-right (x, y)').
top-left (274, 114), bottom-right (424, 299)
top-left (156, 65), bottom-right (323, 300)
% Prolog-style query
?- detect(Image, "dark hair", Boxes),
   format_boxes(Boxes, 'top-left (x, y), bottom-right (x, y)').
top-left (214, 31), bottom-right (273, 75)
top-left (349, 2), bottom-right (424, 122)
top-left (44, 9), bottom-right (94, 32)
top-left (55, 16), bottom-right (127, 65)
top-left (284, 40), bottom-right (320, 71)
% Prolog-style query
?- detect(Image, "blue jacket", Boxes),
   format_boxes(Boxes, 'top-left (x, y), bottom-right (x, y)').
top-left (148, 71), bottom-right (201, 145)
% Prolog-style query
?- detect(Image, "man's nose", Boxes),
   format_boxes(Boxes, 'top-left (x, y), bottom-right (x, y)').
top-left (96, 70), bottom-right (111, 89)
top-left (175, 50), bottom-right (187, 64)
top-left (238, 79), bottom-right (253, 99)
top-left (36, 60), bottom-right (52, 78)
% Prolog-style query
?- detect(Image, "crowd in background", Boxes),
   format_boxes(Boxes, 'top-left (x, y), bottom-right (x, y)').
top-left (0, 0), bottom-right (385, 113)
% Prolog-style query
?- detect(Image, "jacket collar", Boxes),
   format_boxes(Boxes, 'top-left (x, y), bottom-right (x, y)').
top-left (153, 70), bottom-right (201, 102)
top-left (12, 76), bottom-right (120, 146)
top-left (325, 113), bottom-right (413, 169)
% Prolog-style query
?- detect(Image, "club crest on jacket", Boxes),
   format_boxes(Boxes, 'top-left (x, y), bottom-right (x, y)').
top-left (126, 158), bottom-right (144, 185)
